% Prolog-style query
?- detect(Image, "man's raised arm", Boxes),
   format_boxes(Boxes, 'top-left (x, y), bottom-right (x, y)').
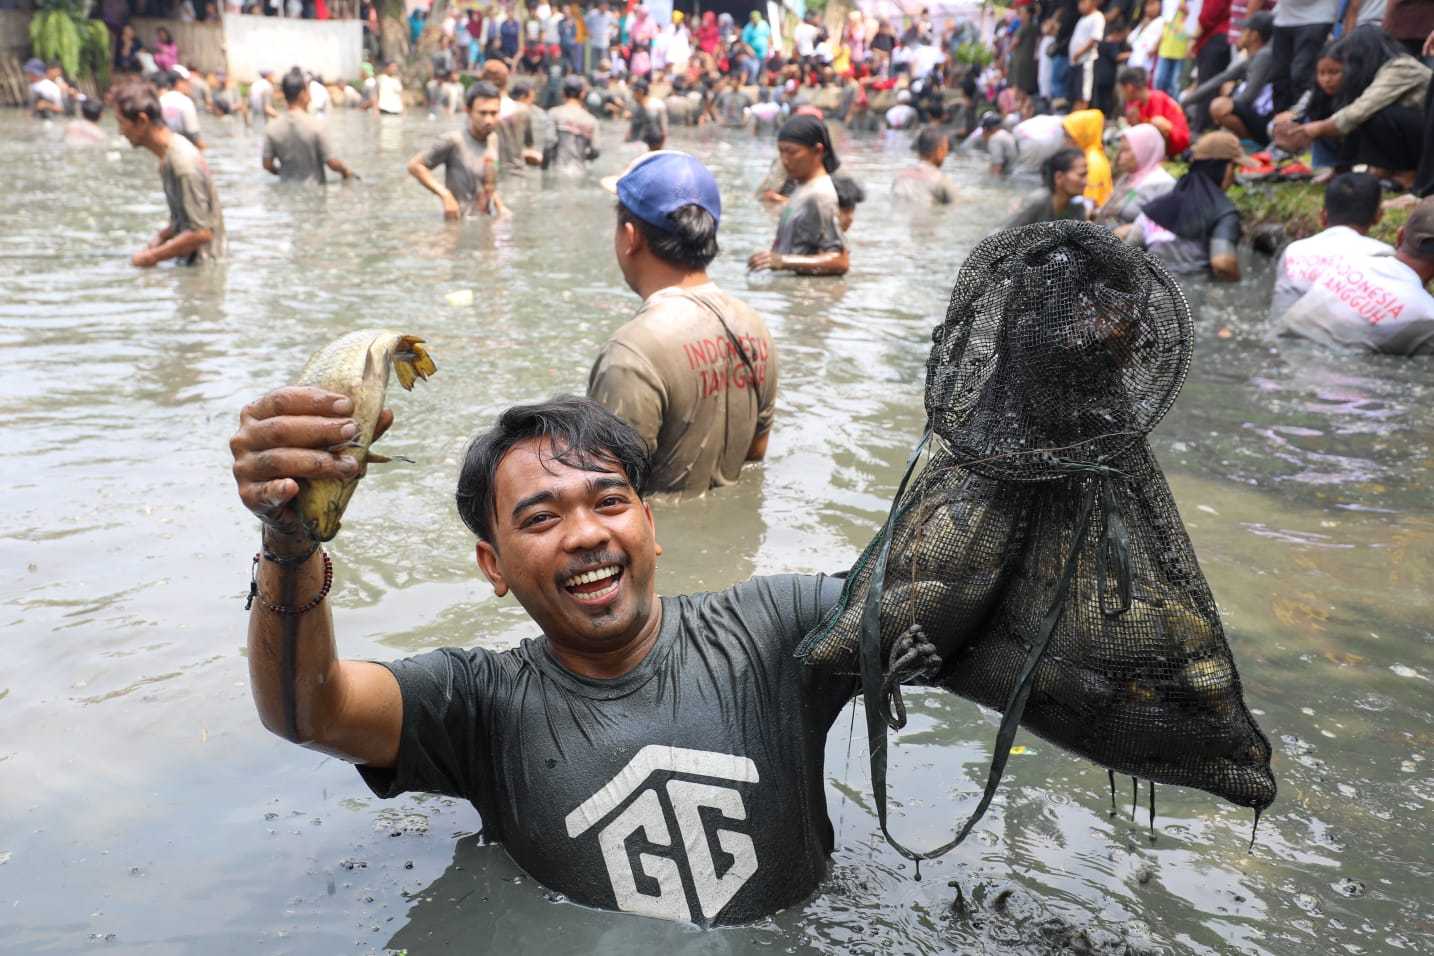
top-left (230, 386), bottom-right (402, 767)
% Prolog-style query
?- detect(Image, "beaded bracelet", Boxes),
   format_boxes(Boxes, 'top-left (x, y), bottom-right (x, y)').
top-left (244, 550), bottom-right (333, 616)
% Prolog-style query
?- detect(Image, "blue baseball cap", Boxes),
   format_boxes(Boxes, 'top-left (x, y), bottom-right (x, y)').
top-left (603, 150), bottom-right (722, 232)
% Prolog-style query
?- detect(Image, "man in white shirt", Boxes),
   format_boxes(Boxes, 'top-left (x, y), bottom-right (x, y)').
top-left (1270, 173), bottom-right (1392, 321)
top-left (794, 12), bottom-right (821, 60)
top-left (26, 59), bottom-right (68, 117)
top-left (1277, 196), bottom-right (1434, 355)
top-left (1068, 0), bottom-right (1105, 110)
top-left (160, 68), bottom-right (206, 149)
top-left (884, 89), bottom-right (918, 129)
top-left (373, 61), bottom-right (404, 115)
top-left (249, 69), bottom-right (278, 120)
top-left (307, 74), bottom-right (330, 113)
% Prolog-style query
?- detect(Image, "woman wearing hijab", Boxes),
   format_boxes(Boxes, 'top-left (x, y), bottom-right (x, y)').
top-left (1125, 130), bottom-right (1243, 280)
top-left (698, 11), bottom-right (721, 55)
top-left (1061, 108), bottom-right (1113, 207)
top-left (1098, 123), bottom-right (1175, 224)
top-left (748, 116), bottom-right (850, 276)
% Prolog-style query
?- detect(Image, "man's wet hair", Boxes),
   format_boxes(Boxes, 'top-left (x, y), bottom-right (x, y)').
top-left (81, 98), bottom-right (103, 122)
top-left (633, 78), bottom-right (650, 96)
top-left (281, 67), bottom-right (306, 103)
top-left (1043, 147), bottom-right (1085, 190)
top-left (465, 79), bottom-right (501, 108)
top-left (1323, 172), bottom-right (1381, 229)
top-left (113, 81), bottom-right (162, 122)
top-left (833, 173), bottom-right (866, 210)
top-left (562, 75), bottom-right (585, 98)
top-left (455, 396), bottom-right (650, 545)
top-left (640, 125), bottom-right (665, 150)
top-left (510, 79), bottom-right (533, 100)
top-left (914, 127), bottom-right (948, 158)
top-left (617, 202), bottom-right (719, 269)
top-left (1117, 66), bottom-right (1148, 88)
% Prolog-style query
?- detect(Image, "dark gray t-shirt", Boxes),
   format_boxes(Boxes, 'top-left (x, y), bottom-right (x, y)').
top-left (418, 126), bottom-right (497, 207)
top-left (160, 134), bottom-right (226, 262)
top-left (772, 176), bottom-right (847, 256)
top-left (358, 574), bottom-right (850, 926)
top-left (716, 89), bottom-right (753, 126)
top-left (262, 110), bottom-right (332, 185)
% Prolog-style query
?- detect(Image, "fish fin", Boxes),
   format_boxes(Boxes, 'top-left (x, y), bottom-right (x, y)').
top-left (393, 337), bottom-right (437, 391)
top-left (364, 452), bottom-right (415, 465)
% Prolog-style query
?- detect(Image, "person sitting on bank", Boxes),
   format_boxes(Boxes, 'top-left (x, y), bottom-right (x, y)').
top-left (1119, 65), bottom-right (1191, 158)
top-left (114, 80), bottom-right (226, 267)
top-left (589, 151), bottom-right (777, 495)
top-left (1276, 195), bottom-right (1434, 354)
top-left (228, 391), bottom-right (951, 925)
top-left (1291, 26), bottom-right (1431, 191)
top-left (1182, 11), bottom-right (1276, 143)
top-left (263, 68), bottom-right (355, 185)
top-left (747, 116), bottom-right (851, 276)
top-left (960, 111), bottom-right (1019, 176)
top-left (1123, 130), bottom-right (1243, 280)
top-left (1003, 147), bottom-right (1092, 228)
top-left (1098, 123), bottom-right (1176, 224)
top-left (1270, 172), bottom-right (1391, 320)
top-left (892, 128), bottom-right (957, 205)
top-left (406, 81), bottom-right (504, 220)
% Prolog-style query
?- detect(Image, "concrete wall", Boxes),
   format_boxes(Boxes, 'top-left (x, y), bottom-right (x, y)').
top-left (223, 13), bottom-right (361, 83)
top-left (0, 9), bottom-right (29, 54)
top-left (131, 18), bottom-right (228, 74)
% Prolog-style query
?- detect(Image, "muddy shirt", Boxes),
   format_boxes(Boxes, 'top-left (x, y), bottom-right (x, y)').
top-left (160, 134), bottom-right (226, 263)
top-left (418, 126), bottom-right (498, 207)
top-left (772, 175), bottom-right (846, 256)
top-left (716, 89), bottom-right (752, 126)
top-left (263, 110), bottom-right (333, 184)
top-left (358, 574), bottom-right (850, 926)
top-left (548, 100), bottom-right (598, 174)
top-left (496, 97), bottom-right (537, 176)
top-left (588, 282), bottom-right (778, 494)
top-left (892, 161), bottom-right (957, 205)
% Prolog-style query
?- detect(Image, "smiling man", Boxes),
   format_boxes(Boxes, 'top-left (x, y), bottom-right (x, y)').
top-left (229, 395), bottom-right (939, 925)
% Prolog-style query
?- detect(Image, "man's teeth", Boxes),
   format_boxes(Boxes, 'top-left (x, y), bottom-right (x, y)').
top-left (564, 565), bottom-right (620, 588)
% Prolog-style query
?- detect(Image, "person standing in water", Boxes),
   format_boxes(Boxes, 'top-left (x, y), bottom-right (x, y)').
top-left (406, 81), bottom-right (504, 220)
top-left (263, 68), bottom-right (356, 185)
top-left (548, 75), bottom-right (600, 177)
top-left (590, 151), bottom-right (778, 494)
top-left (747, 116), bottom-right (850, 276)
top-left (892, 128), bottom-right (957, 205)
top-left (1003, 148), bottom-right (1092, 228)
top-left (114, 81), bottom-right (225, 267)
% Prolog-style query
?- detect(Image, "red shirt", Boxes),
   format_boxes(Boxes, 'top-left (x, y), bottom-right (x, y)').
top-left (1195, 0), bottom-right (1232, 52)
top-left (1134, 89), bottom-right (1191, 156)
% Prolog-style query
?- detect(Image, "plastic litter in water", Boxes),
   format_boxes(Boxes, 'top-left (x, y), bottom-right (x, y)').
top-left (444, 289), bottom-right (474, 307)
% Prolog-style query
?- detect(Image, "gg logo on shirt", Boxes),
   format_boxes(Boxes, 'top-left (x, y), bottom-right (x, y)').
top-left (564, 745), bottom-right (759, 923)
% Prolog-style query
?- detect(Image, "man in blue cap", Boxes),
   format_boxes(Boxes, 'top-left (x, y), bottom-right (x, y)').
top-left (589, 150), bottom-right (778, 496)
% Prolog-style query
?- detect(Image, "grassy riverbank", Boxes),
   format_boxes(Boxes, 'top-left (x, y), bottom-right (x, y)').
top-left (1229, 178), bottom-right (1413, 245)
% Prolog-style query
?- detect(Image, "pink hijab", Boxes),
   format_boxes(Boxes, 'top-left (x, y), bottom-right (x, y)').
top-left (1120, 124), bottom-right (1167, 189)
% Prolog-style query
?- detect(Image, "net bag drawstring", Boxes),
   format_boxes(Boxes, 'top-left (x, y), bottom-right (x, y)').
top-left (861, 448), bottom-right (1136, 867)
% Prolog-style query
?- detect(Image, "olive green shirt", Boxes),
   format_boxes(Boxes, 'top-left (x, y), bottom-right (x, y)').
top-left (588, 283), bottom-right (778, 495)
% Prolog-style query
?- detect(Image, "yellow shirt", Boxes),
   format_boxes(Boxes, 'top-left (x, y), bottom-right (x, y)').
top-left (1158, 7), bottom-right (1190, 60)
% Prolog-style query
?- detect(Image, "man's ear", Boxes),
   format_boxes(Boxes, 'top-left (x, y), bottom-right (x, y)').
top-left (622, 220), bottom-right (642, 258)
top-left (475, 540), bottom-right (508, 596)
top-left (1396, 225), bottom-right (1406, 250)
top-left (643, 500), bottom-right (663, 557)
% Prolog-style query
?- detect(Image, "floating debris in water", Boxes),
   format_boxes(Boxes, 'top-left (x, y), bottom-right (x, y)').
top-left (1332, 877), bottom-right (1366, 898)
top-left (444, 289), bottom-right (475, 307)
top-left (1390, 664), bottom-right (1424, 679)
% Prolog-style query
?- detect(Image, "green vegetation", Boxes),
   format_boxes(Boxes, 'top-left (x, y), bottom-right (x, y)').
top-left (29, 0), bottom-right (110, 87)
top-left (1231, 179), bottom-right (1411, 245)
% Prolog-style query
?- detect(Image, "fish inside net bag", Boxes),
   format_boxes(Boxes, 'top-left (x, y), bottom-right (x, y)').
top-left (796, 221), bottom-right (1276, 862)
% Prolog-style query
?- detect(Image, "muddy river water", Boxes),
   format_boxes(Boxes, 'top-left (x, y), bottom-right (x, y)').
top-left (1, 108), bottom-right (1431, 955)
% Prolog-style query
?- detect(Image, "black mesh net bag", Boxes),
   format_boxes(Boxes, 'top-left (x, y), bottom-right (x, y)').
top-left (796, 221), bottom-right (1276, 864)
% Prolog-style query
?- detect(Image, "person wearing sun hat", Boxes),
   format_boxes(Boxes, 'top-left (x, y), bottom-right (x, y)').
top-left (589, 151), bottom-right (778, 495)
top-left (1124, 129), bottom-right (1246, 280)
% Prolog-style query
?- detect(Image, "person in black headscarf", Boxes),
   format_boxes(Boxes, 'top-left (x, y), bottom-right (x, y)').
top-left (747, 115), bottom-right (850, 276)
top-left (1122, 130), bottom-right (1243, 281)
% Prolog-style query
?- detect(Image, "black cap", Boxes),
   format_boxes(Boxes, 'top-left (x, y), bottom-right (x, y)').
top-left (1236, 10), bottom-right (1274, 40)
